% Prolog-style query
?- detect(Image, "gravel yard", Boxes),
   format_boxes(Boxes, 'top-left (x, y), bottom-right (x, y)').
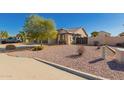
top-left (6, 45), bottom-right (124, 80)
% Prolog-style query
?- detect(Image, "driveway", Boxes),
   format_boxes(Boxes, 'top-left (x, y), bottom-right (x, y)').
top-left (0, 54), bottom-right (84, 80)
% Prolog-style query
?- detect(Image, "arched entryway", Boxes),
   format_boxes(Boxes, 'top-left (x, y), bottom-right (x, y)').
top-left (76, 37), bottom-right (87, 44)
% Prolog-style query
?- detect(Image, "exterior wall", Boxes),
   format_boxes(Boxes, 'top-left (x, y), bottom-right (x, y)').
top-left (98, 31), bottom-right (111, 37)
top-left (88, 36), bottom-right (124, 46)
top-left (48, 39), bottom-right (56, 45)
top-left (65, 34), bottom-right (73, 45)
top-left (88, 36), bottom-right (106, 45)
top-left (74, 28), bottom-right (87, 37)
top-left (106, 36), bottom-right (124, 45)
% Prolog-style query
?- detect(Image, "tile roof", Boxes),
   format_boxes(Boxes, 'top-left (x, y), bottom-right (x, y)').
top-left (57, 27), bottom-right (88, 36)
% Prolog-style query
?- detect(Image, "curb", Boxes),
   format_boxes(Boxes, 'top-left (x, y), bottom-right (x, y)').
top-left (34, 57), bottom-right (108, 80)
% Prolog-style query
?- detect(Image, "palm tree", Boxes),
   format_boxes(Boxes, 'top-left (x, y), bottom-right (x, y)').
top-left (91, 31), bottom-right (99, 37)
top-left (17, 31), bottom-right (27, 42)
top-left (0, 31), bottom-right (9, 39)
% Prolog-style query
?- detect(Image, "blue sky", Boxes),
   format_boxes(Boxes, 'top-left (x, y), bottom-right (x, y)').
top-left (0, 13), bottom-right (124, 36)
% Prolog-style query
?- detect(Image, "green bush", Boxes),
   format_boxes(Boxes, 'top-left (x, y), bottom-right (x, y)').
top-left (32, 46), bottom-right (44, 51)
top-left (6, 45), bottom-right (16, 50)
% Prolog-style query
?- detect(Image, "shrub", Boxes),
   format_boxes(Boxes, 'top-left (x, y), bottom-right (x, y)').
top-left (6, 45), bottom-right (16, 50)
top-left (77, 45), bottom-right (85, 56)
top-left (32, 46), bottom-right (44, 51)
top-left (121, 43), bottom-right (124, 47)
top-left (116, 43), bottom-right (124, 47)
top-left (116, 43), bottom-right (122, 47)
top-left (96, 45), bottom-right (101, 49)
top-left (1, 40), bottom-right (6, 44)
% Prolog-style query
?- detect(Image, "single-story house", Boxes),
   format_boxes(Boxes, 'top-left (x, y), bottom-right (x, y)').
top-left (88, 31), bottom-right (124, 46)
top-left (57, 27), bottom-right (88, 45)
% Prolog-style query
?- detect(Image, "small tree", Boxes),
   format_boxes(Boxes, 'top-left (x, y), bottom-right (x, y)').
top-left (22, 14), bottom-right (57, 44)
top-left (0, 31), bottom-right (9, 39)
top-left (91, 31), bottom-right (99, 37)
top-left (40, 19), bottom-right (57, 41)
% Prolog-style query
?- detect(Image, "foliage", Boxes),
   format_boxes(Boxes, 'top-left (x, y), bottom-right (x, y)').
top-left (22, 14), bottom-right (57, 43)
top-left (32, 45), bottom-right (44, 51)
top-left (0, 31), bottom-right (9, 39)
top-left (17, 31), bottom-right (27, 42)
top-left (6, 45), bottom-right (16, 50)
top-left (91, 31), bottom-right (99, 37)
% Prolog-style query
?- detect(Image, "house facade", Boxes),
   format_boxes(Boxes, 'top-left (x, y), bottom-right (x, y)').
top-left (57, 27), bottom-right (88, 45)
top-left (88, 31), bottom-right (124, 46)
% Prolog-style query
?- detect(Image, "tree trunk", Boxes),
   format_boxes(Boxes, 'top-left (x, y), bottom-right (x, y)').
top-left (48, 38), bottom-right (49, 44)
top-left (40, 40), bottom-right (43, 46)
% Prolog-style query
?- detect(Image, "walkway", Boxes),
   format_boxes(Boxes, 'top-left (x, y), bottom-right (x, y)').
top-left (0, 54), bottom-right (84, 80)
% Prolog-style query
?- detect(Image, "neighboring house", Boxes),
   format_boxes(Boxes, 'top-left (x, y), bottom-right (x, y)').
top-left (97, 31), bottom-right (111, 37)
top-left (119, 32), bottom-right (124, 36)
top-left (57, 27), bottom-right (88, 45)
top-left (88, 31), bottom-right (124, 46)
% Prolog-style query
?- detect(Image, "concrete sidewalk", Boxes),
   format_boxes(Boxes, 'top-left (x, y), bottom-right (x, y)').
top-left (0, 54), bottom-right (84, 80)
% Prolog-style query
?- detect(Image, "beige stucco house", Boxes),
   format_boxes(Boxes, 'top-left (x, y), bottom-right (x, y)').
top-left (88, 31), bottom-right (124, 46)
top-left (57, 27), bottom-right (88, 45)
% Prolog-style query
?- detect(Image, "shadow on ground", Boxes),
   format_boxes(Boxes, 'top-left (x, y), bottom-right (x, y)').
top-left (66, 54), bottom-right (82, 59)
top-left (89, 58), bottom-right (104, 64)
top-left (107, 60), bottom-right (124, 71)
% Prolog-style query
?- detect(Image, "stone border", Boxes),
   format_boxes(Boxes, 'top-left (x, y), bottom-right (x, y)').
top-left (34, 57), bottom-right (109, 80)
top-left (106, 46), bottom-right (116, 54)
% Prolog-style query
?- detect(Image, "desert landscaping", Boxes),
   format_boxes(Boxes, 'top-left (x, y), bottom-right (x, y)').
top-left (5, 45), bottom-right (124, 80)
